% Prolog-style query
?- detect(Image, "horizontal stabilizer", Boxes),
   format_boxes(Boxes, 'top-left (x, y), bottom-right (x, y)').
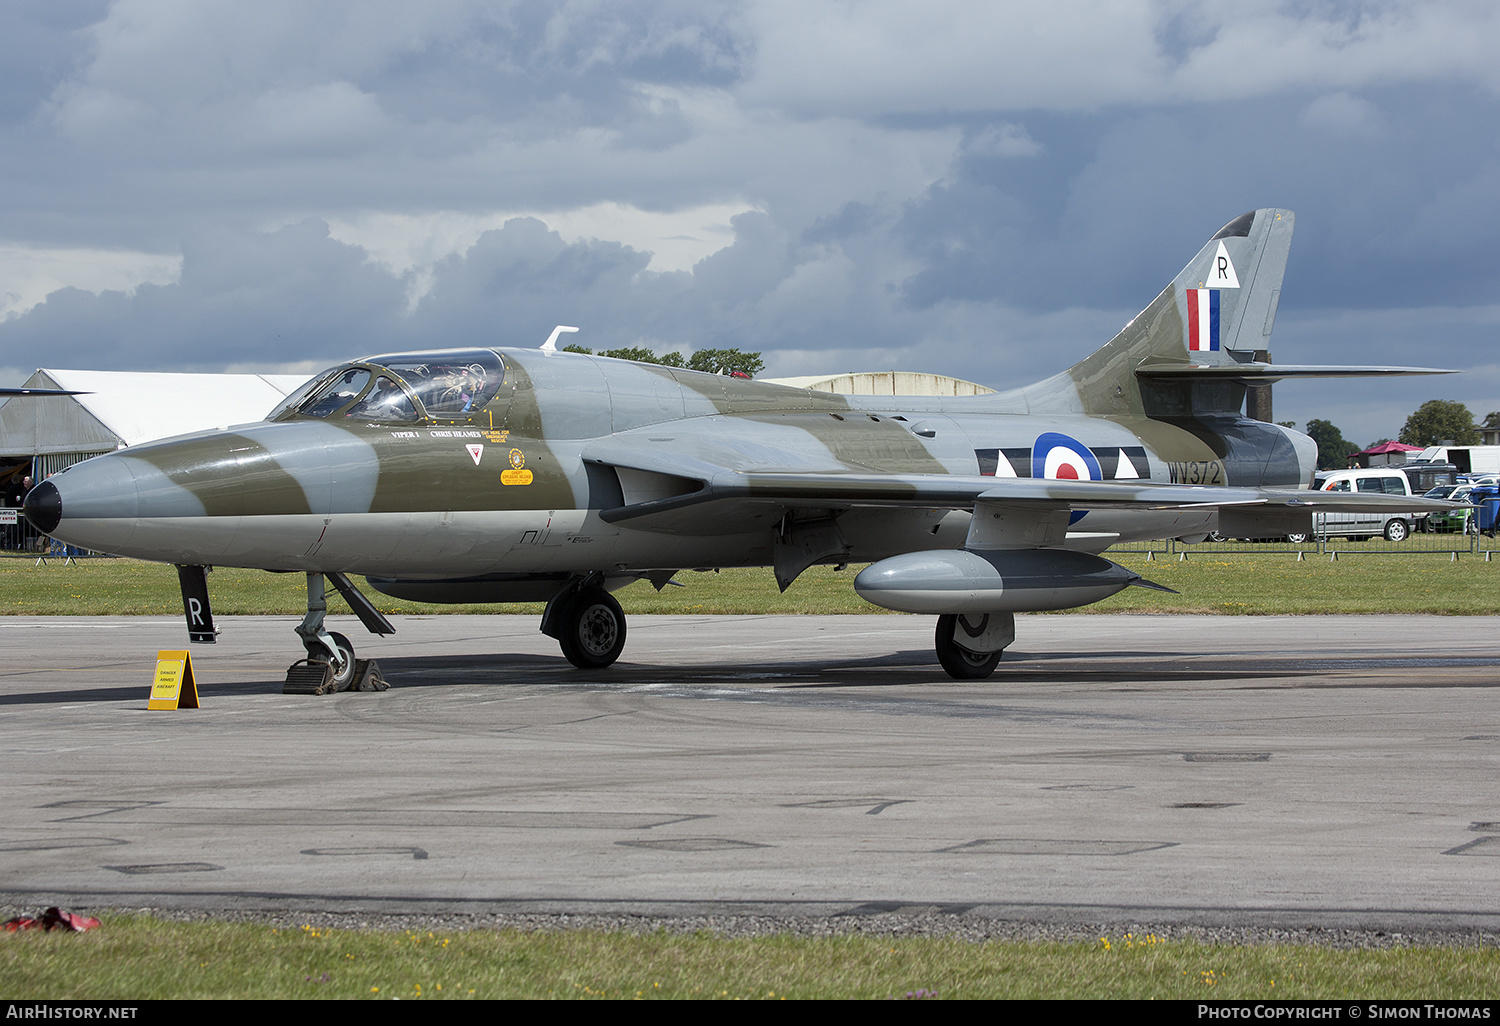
top-left (1136, 362), bottom-right (1455, 384)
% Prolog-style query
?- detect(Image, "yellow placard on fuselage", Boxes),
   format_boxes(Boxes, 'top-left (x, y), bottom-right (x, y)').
top-left (149, 650), bottom-right (200, 709)
top-left (500, 469), bottom-right (533, 485)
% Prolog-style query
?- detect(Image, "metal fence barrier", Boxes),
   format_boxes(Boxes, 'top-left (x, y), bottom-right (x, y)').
top-left (1113, 527), bottom-right (1495, 561)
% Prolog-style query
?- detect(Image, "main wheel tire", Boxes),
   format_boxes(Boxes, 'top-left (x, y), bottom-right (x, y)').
top-left (1384, 519), bottom-right (1409, 542)
top-left (559, 588), bottom-right (627, 669)
top-left (934, 614), bottom-right (1003, 679)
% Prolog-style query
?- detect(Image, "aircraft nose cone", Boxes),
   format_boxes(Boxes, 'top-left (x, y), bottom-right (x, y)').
top-left (23, 480), bottom-right (61, 535)
top-left (21, 455), bottom-right (152, 556)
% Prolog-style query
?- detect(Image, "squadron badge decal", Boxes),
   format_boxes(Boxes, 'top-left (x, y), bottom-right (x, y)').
top-left (467, 444), bottom-right (484, 466)
top-left (502, 447), bottom-right (532, 484)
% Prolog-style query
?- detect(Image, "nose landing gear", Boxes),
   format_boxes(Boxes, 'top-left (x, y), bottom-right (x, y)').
top-left (285, 572), bottom-right (392, 694)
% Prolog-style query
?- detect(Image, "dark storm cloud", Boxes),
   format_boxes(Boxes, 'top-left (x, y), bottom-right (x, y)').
top-left (0, 2), bottom-right (108, 124)
top-left (0, 220), bottom-right (406, 369)
top-left (401, 217), bottom-right (690, 353)
top-left (895, 88), bottom-right (1500, 314)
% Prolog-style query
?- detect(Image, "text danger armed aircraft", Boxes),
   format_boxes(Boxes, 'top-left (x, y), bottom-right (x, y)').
top-left (25, 209), bottom-right (1458, 683)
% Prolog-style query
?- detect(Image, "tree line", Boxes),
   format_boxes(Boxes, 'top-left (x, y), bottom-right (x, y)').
top-left (1297, 401), bottom-right (1499, 471)
top-left (561, 344), bottom-right (764, 378)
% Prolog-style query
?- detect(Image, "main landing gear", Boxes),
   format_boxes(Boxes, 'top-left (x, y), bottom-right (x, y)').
top-left (541, 575), bottom-right (628, 669)
top-left (536, 574), bottom-right (1013, 678)
top-left (934, 611), bottom-right (1015, 680)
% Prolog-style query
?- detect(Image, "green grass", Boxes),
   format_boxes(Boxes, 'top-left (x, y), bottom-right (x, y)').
top-left (4, 552), bottom-right (1500, 616)
top-left (1, 918), bottom-right (1495, 1000)
top-left (1090, 551), bottom-right (1500, 615)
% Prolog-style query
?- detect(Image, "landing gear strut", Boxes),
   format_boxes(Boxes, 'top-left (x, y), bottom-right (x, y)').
top-left (542, 576), bottom-right (628, 669)
top-left (294, 573), bottom-right (354, 681)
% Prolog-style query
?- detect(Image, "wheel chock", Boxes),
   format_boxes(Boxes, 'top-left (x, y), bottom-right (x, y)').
top-left (352, 659), bottom-right (389, 692)
top-left (283, 657), bottom-right (389, 694)
top-left (283, 658), bottom-right (337, 696)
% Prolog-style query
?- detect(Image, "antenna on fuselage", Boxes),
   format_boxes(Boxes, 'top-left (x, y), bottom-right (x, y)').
top-left (540, 325), bottom-right (580, 351)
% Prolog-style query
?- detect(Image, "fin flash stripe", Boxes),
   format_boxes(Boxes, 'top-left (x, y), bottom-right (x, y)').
top-left (1186, 288), bottom-right (1220, 352)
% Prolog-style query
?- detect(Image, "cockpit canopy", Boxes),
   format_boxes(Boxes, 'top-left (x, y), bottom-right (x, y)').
top-left (269, 349), bottom-right (506, 424)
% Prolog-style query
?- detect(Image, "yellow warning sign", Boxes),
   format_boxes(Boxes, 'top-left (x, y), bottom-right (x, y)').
top-left (500, 468), bottom-right (533, 485)
top-left (149, 650), bottom-right (200, 710)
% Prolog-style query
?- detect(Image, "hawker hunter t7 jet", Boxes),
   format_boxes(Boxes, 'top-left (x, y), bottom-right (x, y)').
top-left (25, 209), bottom-right (1455, 682)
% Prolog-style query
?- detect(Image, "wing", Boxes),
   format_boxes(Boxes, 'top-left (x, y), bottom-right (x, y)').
top-left (583, 437), bottom-right (1463, 535)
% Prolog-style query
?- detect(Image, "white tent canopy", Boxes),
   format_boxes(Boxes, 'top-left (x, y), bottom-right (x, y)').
top-left (0, 369), bottom-right (311, 474)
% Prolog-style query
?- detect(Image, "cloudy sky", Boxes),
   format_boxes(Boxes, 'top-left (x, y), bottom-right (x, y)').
top-left (2, 0), bottom-right (1497, 444)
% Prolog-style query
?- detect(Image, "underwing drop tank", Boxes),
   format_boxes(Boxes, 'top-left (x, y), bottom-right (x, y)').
top-left (853, 548), bottom-right (1149, 614)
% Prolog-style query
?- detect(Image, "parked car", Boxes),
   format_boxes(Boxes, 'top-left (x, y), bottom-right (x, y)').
top-left (1307, 468), bottom-right (1421, 541)
top-left (1420, 484), bottom-right (1474, 534)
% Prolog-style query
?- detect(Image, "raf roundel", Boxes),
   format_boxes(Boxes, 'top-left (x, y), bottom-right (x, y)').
top-left (1031, 432), bottom-right (1101, 525)
top-left (1031, 432), bottom-right (1101, 481)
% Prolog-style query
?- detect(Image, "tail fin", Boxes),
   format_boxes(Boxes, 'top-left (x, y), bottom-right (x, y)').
top-left (1024, 208), bottom-right (1295, 417)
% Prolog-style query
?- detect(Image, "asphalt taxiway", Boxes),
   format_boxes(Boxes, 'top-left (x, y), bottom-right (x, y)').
top-left (1, 613), bottom-right (1497, 934)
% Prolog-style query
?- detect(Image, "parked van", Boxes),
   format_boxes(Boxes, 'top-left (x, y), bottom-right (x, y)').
top-left (1414, 446), bottom-right (1500, 477)
top-left (1402, 461), bottom-right (1461, 495)
top-left (1307, 468), bottom-right (1421, 541)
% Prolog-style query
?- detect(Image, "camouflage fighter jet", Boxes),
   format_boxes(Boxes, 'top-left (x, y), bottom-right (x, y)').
top-left (23, 209), bottom-right (1458, 682)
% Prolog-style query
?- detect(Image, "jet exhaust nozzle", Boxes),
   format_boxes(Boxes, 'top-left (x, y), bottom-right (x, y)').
top-left (854, 548), bottom-right (1139, 614)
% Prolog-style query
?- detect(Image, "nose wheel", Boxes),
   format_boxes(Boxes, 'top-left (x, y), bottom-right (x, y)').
top-left (302, 630), bottom-right (356, 689)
